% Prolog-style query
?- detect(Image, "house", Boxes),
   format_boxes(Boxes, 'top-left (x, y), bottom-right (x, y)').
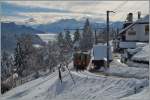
top-left (118, 12), bottom-right (149, 49)
top-left (91, 43), bottom-right (112, 69)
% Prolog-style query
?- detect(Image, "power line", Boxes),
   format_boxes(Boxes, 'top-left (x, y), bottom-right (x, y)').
top-left (113, 0), bottom-right (128, 13)
top-left (114, 1), bottom-right (147, 21)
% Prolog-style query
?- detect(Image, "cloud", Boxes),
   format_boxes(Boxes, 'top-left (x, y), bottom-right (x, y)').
top-left (1, 2), bottom-right (71, 16)
top-left (1, 1), bottom-right (149, 24)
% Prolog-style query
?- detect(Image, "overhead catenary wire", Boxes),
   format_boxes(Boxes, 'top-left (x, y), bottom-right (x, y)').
top-left (112, 1), bottom-right (147, 22)
top-left (113, 0), bottom-right (129, 13)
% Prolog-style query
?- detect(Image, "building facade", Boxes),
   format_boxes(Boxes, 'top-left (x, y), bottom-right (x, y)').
top-left (118, 13), bottom-right (149, 50)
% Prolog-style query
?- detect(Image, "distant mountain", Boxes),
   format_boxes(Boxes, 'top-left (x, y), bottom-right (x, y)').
top-left (1, 22), bottom-right (45, 53)
top-left (33, 19), bottom-right (123, 33)
top-left (34, 19), bottom-right (84, 33)
top-left (2, 22), bottom-right (45, 34)
top-left (110, 21), bottom-right (124, 30)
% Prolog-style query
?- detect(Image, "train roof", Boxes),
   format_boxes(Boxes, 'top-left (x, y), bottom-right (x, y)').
top-left (91, 44), bottom-right (112, 60)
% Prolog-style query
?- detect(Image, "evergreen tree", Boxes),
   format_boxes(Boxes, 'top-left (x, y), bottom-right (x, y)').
top-left (46, 41), bottom-right (58, 72)
top-left (57, 32), bottom-right (63, 43)
top-left (1, 51), bottom-right (9, 80)
top-left (14, 35), bottom-right (35, 77)
top-left (80, 18), bottom-right (94, 51)
top-left (65, 30), bottom-right (72, 47)
top-left (57, 32), bottom-right (64, 47)
top-left (73, 29), bottom-right (80, 43)
top-left (14, 42), bottom-right (25, 77)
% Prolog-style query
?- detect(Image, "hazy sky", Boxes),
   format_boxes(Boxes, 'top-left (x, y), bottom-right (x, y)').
top-left (1, 1), bottom-right (149, 24)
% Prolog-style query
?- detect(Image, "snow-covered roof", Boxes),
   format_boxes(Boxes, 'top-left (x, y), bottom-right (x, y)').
top-left (91, 44), bottom-right (112, 60)
top-left (119, 15), bottom-right (149, 34)
top-left (137, 15), bottom-right (149, 22)
top-left (132, 45), bottom-right (149, 62)
top-left (127, 42), bottom-right (148, 54)
top-left (119, 42), bottom-right (136, 49)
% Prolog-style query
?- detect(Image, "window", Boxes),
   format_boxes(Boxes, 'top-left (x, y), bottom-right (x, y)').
top-left (145, 24), bottom-right (149, 35)
top-left (128, 28), bottom-right (136, 35)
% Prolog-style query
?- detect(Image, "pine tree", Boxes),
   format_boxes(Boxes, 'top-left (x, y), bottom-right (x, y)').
top-left (65, 30), bottom-right (72, 48)
top-left (14, 35), bottom-right (35, 77)
top-left (80, 18), bottom-right (94, 51)
top-left (46, 41), bottom-right (58, 72)
top-left (73, 29), bottom-right (80, 43)
top-left (1, 51), bottom-right (9, 80)
top-left (14, 42), bottom-right (25, 77)
top-left (57, 32), bottom-right (64, 47)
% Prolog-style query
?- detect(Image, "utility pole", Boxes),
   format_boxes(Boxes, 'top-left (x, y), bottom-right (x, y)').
top-left (106, 10), bottom-right (115, 68)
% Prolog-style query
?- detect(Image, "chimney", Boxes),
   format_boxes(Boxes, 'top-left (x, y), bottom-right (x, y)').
top-left (138, 11), bottom-right (141, 19)
top-left (126, 13), bottom-right (133, 22)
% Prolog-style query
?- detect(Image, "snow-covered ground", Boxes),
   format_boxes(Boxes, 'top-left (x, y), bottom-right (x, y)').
top-left (1, 43), bottom-right (149, 100)
top-left (127, 60), bottom-right (149, 68)
top-left (131, 45), bottom-right (149, 62)
top-left (120, 87), bottom-right (150, 100)
top-left (106, 59), bottom-right (149, 79)
top-left (1, 69), bottom-right (148, 100)
top-left (125, 43), bottom-right (149, 68)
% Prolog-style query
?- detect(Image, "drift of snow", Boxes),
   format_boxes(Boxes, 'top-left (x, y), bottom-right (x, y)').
top-left (1, 68), bottom-right (149, 100)
top-left (120, 87), bottom-right (150, 100)
top-left (1, 42), bottom-right (149, 100)
top-left (131, 45), bottom-right (149, 62)
top-left (105, 59), bottom-right (149, 79)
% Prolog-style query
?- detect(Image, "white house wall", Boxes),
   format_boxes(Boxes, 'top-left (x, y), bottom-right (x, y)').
top-left (125, 24), bottom-right (149, 42)
top-left (138, 24), bottom-right (149, 41)
top-left (126, 25), bottom-right (137, 41)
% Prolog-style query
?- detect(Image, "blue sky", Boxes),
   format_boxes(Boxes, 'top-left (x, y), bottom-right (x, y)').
top-left (1, 1), bottom-right (149, 24)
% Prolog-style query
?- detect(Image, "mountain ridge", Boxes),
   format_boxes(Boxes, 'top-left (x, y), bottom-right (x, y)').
top-left (32, 18), bottom-right (123, 33)
top-left (1, 22), bottom-right (45, 53)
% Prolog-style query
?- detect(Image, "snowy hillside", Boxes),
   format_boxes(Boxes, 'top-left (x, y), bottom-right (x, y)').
top-left (120, 87), bottom-right (150, 100)
top-left (1, 43), bottom-right (149, 100)
top-left (1, 67), bottom-right (148, 100)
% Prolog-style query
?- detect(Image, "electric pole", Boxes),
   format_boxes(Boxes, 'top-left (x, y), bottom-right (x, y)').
top-left (106, 10), bottom-right (115, 68)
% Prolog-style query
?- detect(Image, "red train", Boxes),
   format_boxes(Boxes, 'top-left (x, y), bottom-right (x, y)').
top-left (73, 51), bottom-right (90, 71)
